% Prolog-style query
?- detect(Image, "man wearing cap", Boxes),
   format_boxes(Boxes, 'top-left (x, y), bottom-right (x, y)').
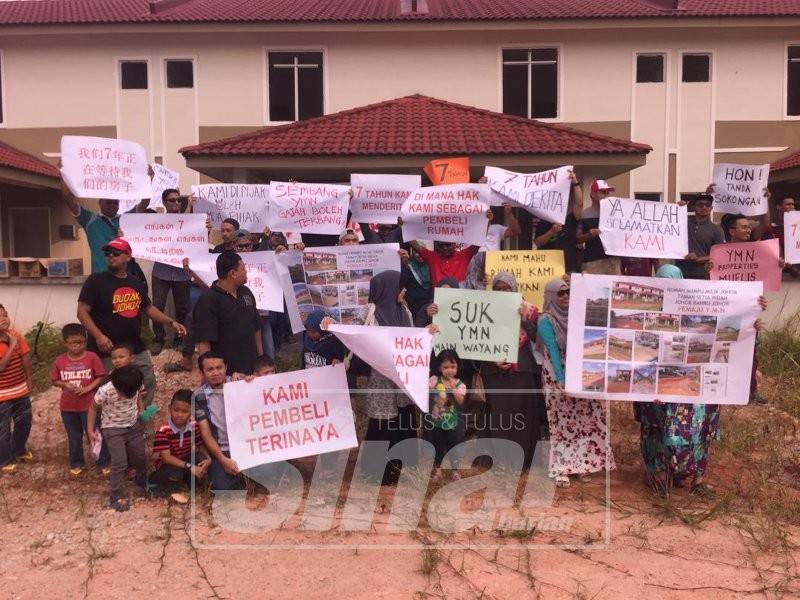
top-left (577, 180), bottom-right (621, 275)
top-left (338, 229), bottom-right (360, 246)
top-left (77, 238), bottom-right (187, 405)
top-left (674, 193), bottom-right (725, 279)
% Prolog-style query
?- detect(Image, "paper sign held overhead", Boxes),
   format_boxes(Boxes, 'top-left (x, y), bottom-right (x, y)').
top-left (149, 164), bottom-right (180, 211)
top-left (711, 163), bottom-right (770, 216)
top-left (120, 213), bottom-right (213, 270)
top-left (350, 174), bottom-right (421, 225)
top-left (423, 157), bottom-right (470, 185)
top-left (784, 211), bottom-right (800, 265)
top-left (709, 238), bottom-right (781, 292)
top-left (268, 181), bottom-right (350, 234)
top-left (484, 165), bottom-right (573, 224)
top-left (401, 183), bottom-right (490, 246)
top-left (599, 197), bottom-right (689, 259)
top-left (191, 184), bottom-right (270, 231)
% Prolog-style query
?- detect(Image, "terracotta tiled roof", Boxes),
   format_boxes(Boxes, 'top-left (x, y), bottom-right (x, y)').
top-left (0, 141), bottom-right (59, 178)
top-left (772, 150), bottom-right (800, 172)
top-left (181, 95), bottom-right (651, 158)
top-left (0, 0), bottom-right (799, 26)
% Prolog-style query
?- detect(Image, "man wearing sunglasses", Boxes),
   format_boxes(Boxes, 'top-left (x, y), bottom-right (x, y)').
top-left (77, 238), bottom-right (187, 406)
top-left (674, 193), bottom-right (725, 279)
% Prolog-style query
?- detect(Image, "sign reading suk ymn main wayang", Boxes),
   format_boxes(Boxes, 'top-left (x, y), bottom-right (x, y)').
top-left (120, 213), bottom-right (213, 270)
top-left (268, 181), bottom-right (350, 234)
top-left (711, 163), bottom-right (770, 216)
top-left (191, 184), bottom-right (270, 230)
top-left (400, 183), bottom-right (490, 246)
top-left (432, 287), bottom-right (522, 363)
top-left (223, 363), bottom-right (358, 469)
top-left (709, 238), bottom-right (782, 292)
top-left (484, 165), bottom-right (573, 225)
top-left (564, 274), bottom-right (762, 405)
top-left (349, 174), bottom-right (421, 225)
top-left (599, 197), bottom-right (689, 259)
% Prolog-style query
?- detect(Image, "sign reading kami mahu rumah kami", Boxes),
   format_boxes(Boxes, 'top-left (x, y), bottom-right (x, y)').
top-left (328, 324), bottom-right (432, 412)
top-left (785, 211), bottom-right (800, 264)
top-left (148, 163), bottom-right (180, 211)
top-left (191, 184), bottom-right (270, 230)
top-left (120, 213), bottom-right (213, 270)
top-left (564, 273), bottom-right (762, 406)
top-left (268, 181), bottom-right (350, 234)
top-left (349, 174), bottom-right (422, 225)
top-left (224, 363), bottom-right (357, 469)
top-left (484, 250), bottom-right (565, 310)
top-left (193, 250), bottom-right (284, 313)
top-left (484, 165), bottom-right (572, 224)
top-left (400, 183), bottom-right (490, 246)
top-left (711, 163), bottom-right (770, 216)
top-left (599, 197), bottom-right (689, 259)
top-left (60, 136), bottom-right (150, 202)
top-left (432, 287), bottom-right (522, 363)
top-left (710, 238), bottom-right (782, 292)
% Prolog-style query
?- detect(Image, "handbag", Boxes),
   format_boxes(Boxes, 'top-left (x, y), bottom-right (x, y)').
top-left (469, 367), bottom-right (487, 403)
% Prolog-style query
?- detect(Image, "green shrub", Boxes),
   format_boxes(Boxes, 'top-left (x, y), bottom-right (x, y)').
top-left (758, 311), bottom-right (800, 417)
top-left (23, 321), bottom-right (64, 394)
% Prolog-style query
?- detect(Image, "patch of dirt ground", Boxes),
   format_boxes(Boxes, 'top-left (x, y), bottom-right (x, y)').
top-left (2, 350), bottom-right (799, 599)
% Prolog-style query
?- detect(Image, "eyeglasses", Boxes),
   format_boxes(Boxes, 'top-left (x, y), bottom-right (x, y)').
top-left (557, 289), bottom-right (570, 297)
top-left (164, 197), bottom-right (180, 203)
top-left (236, 244), bottom-right (253, 251)
top-left (103, 250), bottom-right (124, 257)
top-left (694, 201), bottom-right (712, 207)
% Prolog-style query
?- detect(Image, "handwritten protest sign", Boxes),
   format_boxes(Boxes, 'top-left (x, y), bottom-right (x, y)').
top-left (194, 251), bottom-right (284, 312)
top-left (268, 181), bottom-right (350, 234)
top-left (60, 136), bottom-right (150, 201)
top-left (329, 324), bottom-right (432, 412)
top-left (149, 164), bottom-right (179, 211)
top-left (423, 157), bottom-right (470, 186)
top-left (432, 288), bottom-right (521, 363)
top-left (565, 274), bottom-right (762, 405)
top-left (599, 197), bottom-right (688, 259)
top-left (224, 364), bottom-right (357, 469)
top-left (401, 184), bottom-right (489, 246)
top-left (710, 239), bottom-right (781, 292)
top-left (711, 163), bottom-right (770, 216)
top-left (191, 184), bottom-right (270, 230)
top-left (275, 244), bottom-right (400, 334)
top-left (785, 211), bottom-right (800, 264)
top-left (485, 250), bottom-right (565, 309)
top-left (484, 165), bottom-right (573, 224)
top-left (120, 213), bottom-right (212, 270)
top-left (350, 174), bottom-right (421, 224)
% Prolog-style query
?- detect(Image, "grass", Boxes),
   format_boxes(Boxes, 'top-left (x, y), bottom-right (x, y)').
top-left (23, 321), bottom-right (64, 394)
top-left (757, 310), bottom-right (800, 418)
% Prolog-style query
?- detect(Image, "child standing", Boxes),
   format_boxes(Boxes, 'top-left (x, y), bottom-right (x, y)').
top-left (88, 365), bottom-right (147, 512)
top-left (252, 355), bottom-right (277, 377)
top-left (425, 350), bottom-right (467, 481)
top-left (50, 323), bottom-right (105, 475)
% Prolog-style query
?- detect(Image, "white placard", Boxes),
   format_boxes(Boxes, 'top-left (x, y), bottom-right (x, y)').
top-left (149, 164), bottom-right (180, 210)
top-left (120, 213), bottom-right (213, 270)
top-left (401, 183), bottom-right (490, 245)
top-left (599, 197), bottom-right (688, 259)
top-left (268, 181), bottom-right (350, 234)
top-left (191, 184), bottom-right (270, 231)
top-left (60, 136), bottom-right (150, 202)
top-left (484, 165), bottom-right (573, 224)
top-left (784, 211), bottom-right (800, 264)
top-left (194, 251), bottom-right (284, 313)
top-left (711, 163), bottom-right (770, 216)
top-left (565, 273), bottom-right (762, 405)
top-left (350, 174), bottom-right (421, 224)
top-left (224, 364), bottom-right (357, 469)
top-left (329, 324), bottom-right (432, 412)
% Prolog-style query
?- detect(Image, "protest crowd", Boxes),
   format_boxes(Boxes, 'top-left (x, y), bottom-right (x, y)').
top-left (1, 139), bottom-right (794, 514)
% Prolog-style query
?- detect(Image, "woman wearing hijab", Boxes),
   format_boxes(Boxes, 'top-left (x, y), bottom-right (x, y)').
top-left (536, 278), bottom-right (615, 487)
top-left (479, 271), bottom-right (544, 470)
top-left (462, 252), bottom-right (487, 291)
top-left (301, 309), bottom-right (346, 369)
top-left (414, 277), bottom-right (460, 328)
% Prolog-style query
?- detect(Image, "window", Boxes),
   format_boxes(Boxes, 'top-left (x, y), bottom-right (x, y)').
top-left (682, 54), bottom-right (710, 82)
top-left (268, 51), bottom-right (323, 122)
top-left (166, 60), bottom-right (193, 88)
top-left (10, 207), bottom-right (50, 257)
top-left (502, 48), bottom-right (558, 119)
top-left (636, 54), bottom-right (664, 83)
top-left (788, 46), bottom-right (800, 116)
top-left (634, 193), bottom-right (662, 202)
top-left (120, 61), bottom-right (148, 90)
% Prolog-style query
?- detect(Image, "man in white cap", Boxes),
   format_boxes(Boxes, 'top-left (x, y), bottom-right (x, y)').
top-left (577, 180), bottom-right (621, 274)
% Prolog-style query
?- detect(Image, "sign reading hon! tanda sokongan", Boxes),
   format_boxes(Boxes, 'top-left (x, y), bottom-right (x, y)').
top-left (191, 184), bottom-right (270, 230)
top-left (120, 213), bottom-right (212, 269)
top-left (711, 163), bottom-right (770, 216)
top-left (269, 181), bottom-right (350, 234)
top-left (61, 136), bottom-right (150, 202)
top-left (224, 364), bottom-right (357, 469)
top-left (484, 165), bottom-right (572, 225)
top-left (401, 184), bottom-right (490, 246)
top-left (564, 274), bottom-right (762, 405)
top-left (329, 324), bottom-right (432, 412)
top-left (599, 197), bottom-right (688, 259)
top-left (350, 174), bottom-right (421, 225)
top-left (432, 287), bottom-right (522, 363)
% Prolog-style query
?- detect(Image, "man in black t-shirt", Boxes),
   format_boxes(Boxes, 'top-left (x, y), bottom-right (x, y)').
top-left (193, 252), bottom-right (263, 376)
top-left (77, 238), bottom-right (187, 405)
top-left (578, 180), bottom-right (622, 275)
top-left (533, 170), bottom-right (584, 273)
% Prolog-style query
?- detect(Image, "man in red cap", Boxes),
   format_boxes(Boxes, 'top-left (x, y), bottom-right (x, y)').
top-left (77, 238), bottom-right (187, 406)
top-left (577, 180), bottom-right (621, 274)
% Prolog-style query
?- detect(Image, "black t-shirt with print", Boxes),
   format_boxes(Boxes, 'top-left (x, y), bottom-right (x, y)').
top-left (535, 214), bottom-right (579, 272)
top-left (78, 272), bottom-right (152, 356)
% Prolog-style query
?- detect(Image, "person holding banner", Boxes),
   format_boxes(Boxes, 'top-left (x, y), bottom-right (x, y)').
top-left (480, 204), bottom-right (520, 252)
top-left (674, 193), bottom-right (725, 280)
top-left (210, 218), bottom-right (240, 254)
top-left (577, 180), bottom-right (621, 275)
top-left (762, 195), bottom-right (799, 278)
top-left (409, 241), bottom-right (479, 285)
top-left (535, 278), bottom-right (614, 487)
top-left (533, 171), bottom-right (584, 273)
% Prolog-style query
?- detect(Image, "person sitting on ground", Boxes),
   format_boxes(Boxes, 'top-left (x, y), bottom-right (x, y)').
top-left (150, 389), bottom-right (211, 493)
top-left (87, 365), bottom-right (147, 512)
top-left (50, 323), bottom-right (106, 476)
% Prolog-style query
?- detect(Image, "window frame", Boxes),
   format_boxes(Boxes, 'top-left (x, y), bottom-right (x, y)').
top-left (498, 44), bottom-right (563, 122)
top-left (9, 206), bottom-right (51, 258)
top-left (785, 42), bottom-right (800, 119)
top-left (165, 58), bottom-right (195, 89)
top-left (680, 53), bottom-right (711, 83)
top-left (636, 53), bottom-right (666, 84)
top-left (634, 192), bottom-right (662, 202)
top-left (119, 59), bottom-right (149, 90)
top-left (0, 49), bottom-right (6, 127)
top-left (263, 46), bottom-right (328, 125)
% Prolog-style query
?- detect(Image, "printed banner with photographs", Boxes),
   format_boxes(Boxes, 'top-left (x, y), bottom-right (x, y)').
top-left (565, 274), bottom-right (762, 405)
top-left (785, 211), bottom-right (800, 264)
top-left (484, 250), bottom-right (565, 310)
top-left (275, 243), bottom-right (401, 334)
top-left (711, 163), bottom-right (770, 216)
top-left (483, 165), bottom-right (573, 224)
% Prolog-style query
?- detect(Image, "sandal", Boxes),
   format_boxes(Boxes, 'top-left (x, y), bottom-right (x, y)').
top-left (164, 362), bottom-right (192, 374)
top-left (110, 497), bottom-right (130, 512)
